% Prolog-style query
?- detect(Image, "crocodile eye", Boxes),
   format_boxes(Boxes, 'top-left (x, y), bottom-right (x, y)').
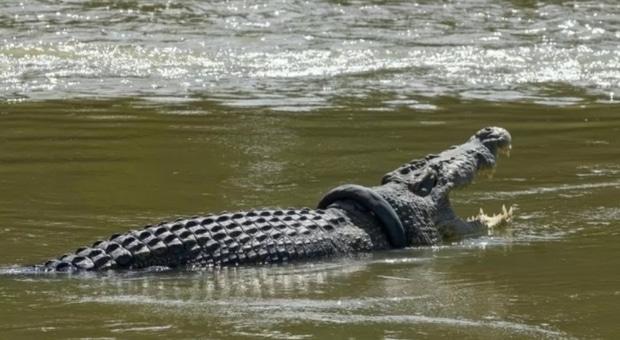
top-left (408, 172), bottom-right (437, 197)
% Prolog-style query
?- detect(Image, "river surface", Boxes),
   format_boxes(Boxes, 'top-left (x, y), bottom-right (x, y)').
top-left (1, 1), bottom-right (619, 339)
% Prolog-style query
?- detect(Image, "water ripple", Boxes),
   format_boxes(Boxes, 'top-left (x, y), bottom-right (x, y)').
top-left (1, 0), bottom-right (619, 107)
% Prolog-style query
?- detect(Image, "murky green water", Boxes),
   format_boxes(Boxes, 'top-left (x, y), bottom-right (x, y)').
top-left (1, 1), bottom-right (620, 339)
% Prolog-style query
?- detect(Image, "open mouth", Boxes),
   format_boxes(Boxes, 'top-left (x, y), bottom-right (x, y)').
top-left (467, 140), bottom-right (514, 229)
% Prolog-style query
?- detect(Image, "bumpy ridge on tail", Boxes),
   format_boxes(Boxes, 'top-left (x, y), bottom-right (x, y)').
top-left (35, 208), bottom-right (358, 272)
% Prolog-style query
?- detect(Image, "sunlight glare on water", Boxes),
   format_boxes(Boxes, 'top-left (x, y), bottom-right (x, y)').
top-left (1, 0), bottom-right (619, 108)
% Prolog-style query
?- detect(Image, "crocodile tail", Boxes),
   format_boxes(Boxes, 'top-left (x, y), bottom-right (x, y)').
top-left (31, 208), bottom-right (353, 272)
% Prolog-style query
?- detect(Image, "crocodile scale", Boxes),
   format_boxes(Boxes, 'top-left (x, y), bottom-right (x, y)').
top-left (37, 207), bottom-right (380, 272)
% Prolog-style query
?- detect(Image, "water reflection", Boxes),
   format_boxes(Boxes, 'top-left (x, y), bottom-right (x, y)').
top-left (2, 253), bottom-right (566, 339)
top-left (1, 93), bottom-right (619, 338)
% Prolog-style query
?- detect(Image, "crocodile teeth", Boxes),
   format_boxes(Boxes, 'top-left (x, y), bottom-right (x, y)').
top-left (468, 205), bottom-right (514, 227)
top-left (500, 145), bottom-right (512, 157)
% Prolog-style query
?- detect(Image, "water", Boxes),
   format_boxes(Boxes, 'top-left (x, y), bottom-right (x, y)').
top-left (2, 1), bottom-right (619, 106)
top-left (1, 0), bottom-right (619, 339)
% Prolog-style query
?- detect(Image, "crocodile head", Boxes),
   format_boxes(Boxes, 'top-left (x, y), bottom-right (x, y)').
top-left (380, 126), bottom-right (513, 243)
top-left (382, 126), bottom-right (512, 189)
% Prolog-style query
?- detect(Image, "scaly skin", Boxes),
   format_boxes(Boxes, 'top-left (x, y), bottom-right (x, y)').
top-left (37, 208), bottom-right (392, 272)
top-left (27, 126), bottom-right (513, 272)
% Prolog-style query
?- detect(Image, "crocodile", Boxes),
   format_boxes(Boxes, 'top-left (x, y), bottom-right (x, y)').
top-left (24, 126), bottom-right (513, 273)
